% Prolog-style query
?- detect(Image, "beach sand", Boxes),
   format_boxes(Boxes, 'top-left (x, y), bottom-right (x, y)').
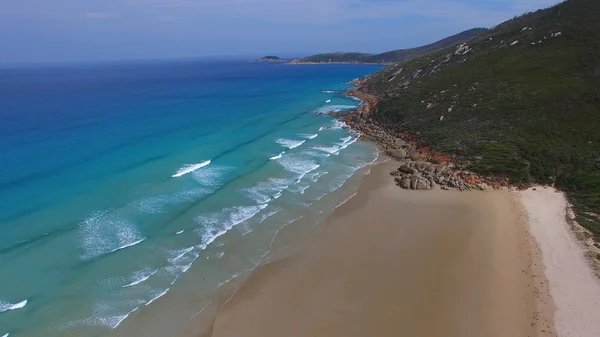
top-left (520, 187), bottom-right (600, 337)
top-left (209, 160), bottom-right (558, 337)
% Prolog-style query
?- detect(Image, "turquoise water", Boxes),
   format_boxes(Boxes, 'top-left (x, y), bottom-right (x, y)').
top-left (0, 60), bottom-right (382, 336)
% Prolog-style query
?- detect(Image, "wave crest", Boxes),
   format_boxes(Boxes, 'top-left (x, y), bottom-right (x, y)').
top-left (171, 160), bottom-right (211, 178)
top-left (276, 138), bottom-right (305, 149)
top-left (0, 299), bottom-right (27, 313)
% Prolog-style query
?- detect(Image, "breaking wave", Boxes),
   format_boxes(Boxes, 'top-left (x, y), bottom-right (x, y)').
top-left (171, 160), bottom-right (211, 178)
top-left (276, 139), bottom-right (305, 149)
top-left (0, 299), bottom-right (27, 313)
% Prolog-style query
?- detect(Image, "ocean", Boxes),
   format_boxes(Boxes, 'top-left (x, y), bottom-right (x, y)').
top-left (0, 59), bottom-right (383, 337)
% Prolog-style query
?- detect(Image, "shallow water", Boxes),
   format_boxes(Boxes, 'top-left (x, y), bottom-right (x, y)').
top-left (0, 60), bottom-right (382, 336)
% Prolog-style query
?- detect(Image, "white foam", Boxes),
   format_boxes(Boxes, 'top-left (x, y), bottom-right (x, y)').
top-left (276, 138), bottom-right (305, 149)
top-left (269, 151), bottom-right (284, 160)
top-left (195, 204), bottom-right (268, 249)
top-left (295, 184), bottom-right (310, 194)
top-left (312, 145), bottom-right (340, 155)
top-left (0, 299), bottom-right (27, 313)
top-left (122, 269), bottom-right (159, 288)
top-left (168, 247), bottom-right (195, 262)
top-left (331, 120), bottom-right (348, 129)
top-left (191, 165), bottom-right (230, 186)
top-left (340, 136), bottom-right (352, 143)
top-left (325, 99), bottom-right (331, 103)
top-left (168, 253), bottom-right (200, 285)
top-left (277, 156), bottom-right (320, 178)
top-left (318, 127), bottom-right (325, 131)
top-left (306, 170), bottom-right (328, 183)
top-left (259, 209), bottom-right (281, 224)
top-left (334, 137), bottom-right (358, 155)
top-left (322, 90), bottom-right (335, 93)
top-left (315, 105), bottom-right (358, 114)
top-left (108, 238), bottom-right (145, 254)
top-left (80, 210), bottom-right (146, 260)
top-left (145, 288), bottom-right (169, 306)
top-left (176, 230), bottom-right (184, 235)
top-left (2, 333), bottom-right (8, 337)
top-left (136, 188), bottom-right (207, 214)
top-left (300, 133), bottom-right (318, 139)
top-left (218, 272), bottom-right (244, 288)
top-left (245, 178), bottom-right (291, 204)
top-left (81, 300), bottom-right (144, 330)
top-left (171, 160), bottom-right (211, 178)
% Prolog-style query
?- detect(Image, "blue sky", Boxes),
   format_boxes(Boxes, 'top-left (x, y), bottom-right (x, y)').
top-left (0, 0), bottom-right (561, 63)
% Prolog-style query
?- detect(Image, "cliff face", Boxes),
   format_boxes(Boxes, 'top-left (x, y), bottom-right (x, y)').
top-left (346, 0), bottom-right (600, 244)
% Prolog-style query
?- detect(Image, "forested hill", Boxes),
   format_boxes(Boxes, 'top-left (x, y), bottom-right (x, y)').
top-left (291, 28), bottom-right (488, 64)
top-left (355, 0), bottom-right (600, 244)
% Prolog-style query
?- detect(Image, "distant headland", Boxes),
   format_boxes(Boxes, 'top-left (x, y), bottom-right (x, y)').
top-left (250, 56), bottom-right (285, 63)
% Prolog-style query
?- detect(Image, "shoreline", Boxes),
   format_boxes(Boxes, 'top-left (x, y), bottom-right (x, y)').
top-left (199, 76), bottom-right (600, 337)
top-left (208, 159), bottom-right (562, 337)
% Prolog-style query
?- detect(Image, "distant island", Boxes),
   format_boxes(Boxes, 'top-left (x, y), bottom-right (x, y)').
top-left (251, 56), bottom-right (285, 63)
top-left (289, 28), bottom-right (488, 65)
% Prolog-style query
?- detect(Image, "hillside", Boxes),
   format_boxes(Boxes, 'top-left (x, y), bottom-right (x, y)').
top-left (349, 0), bottom-right (600, 245)
top-left (292, 28), bottom-right (488, 64)
top-left (291, 52), bottom-right (374, 64)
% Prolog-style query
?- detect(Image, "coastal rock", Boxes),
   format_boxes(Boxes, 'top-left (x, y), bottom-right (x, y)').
top-left (409, 174), bottom-right (431, 190)
top-left (387, 149), bottom-right (407, 160)
top-left (390, 170), bottom-right (403, 177)
top-left (416, 179), bottom-right (431, 190)
top-left (399, 178), bottom-right (411, 189)
top-left (398, 165), bottom-right (416, 175)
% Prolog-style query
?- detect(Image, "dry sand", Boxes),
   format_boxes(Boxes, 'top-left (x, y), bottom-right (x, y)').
top-left (520, 187), bottom-right (600, 337)
top-left (209, 160), bottom-right (556, 337)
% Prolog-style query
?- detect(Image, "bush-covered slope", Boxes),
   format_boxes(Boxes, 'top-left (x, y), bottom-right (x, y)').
top-left (294, 52), bottom-right (374, 63)
top-left (360, 0), bottom-right (600, 240)
top-left (293, 28), bottom-right (488, 64)
top-left (367, 28), bottom-right (488, 64)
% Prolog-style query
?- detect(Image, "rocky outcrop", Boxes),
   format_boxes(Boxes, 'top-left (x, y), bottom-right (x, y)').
top-left (343, 87), bottom-right (495, 192)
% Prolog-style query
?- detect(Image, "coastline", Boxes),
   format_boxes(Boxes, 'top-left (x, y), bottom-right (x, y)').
top-left (208, 159), bottom-right (558, 337)
top-left (287, 62), bottom-right (392, 66)
top-left (201, 73), bottom-right (600, 337)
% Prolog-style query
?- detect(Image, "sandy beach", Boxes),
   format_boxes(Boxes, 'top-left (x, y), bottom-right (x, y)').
top-left (209, 160), bottom-right (600, 337)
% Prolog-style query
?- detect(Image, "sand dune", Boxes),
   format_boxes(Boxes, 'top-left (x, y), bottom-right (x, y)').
top-left (521, 187), bottom-right (600, 337)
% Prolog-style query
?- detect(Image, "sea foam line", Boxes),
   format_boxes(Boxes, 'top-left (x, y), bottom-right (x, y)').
top-left (276, 139), bottom-right (305, 149)
top-left (108, 238), bottom-right (146, 254)
top-left (108, 306), bottom-right (140, 329)
top-left (171, 160), bottom-right (211, 178)
top-left (1, 332), bottom-right (8, 337)
top-left (122, 269), bottom-right (159, 288)
top-left (300, 133), bottom-right (318, 139)
top-left (0, 299), bottom-right (27, 313)
top-left (196, 204), bottom-right (268, 249)
top-left (169, 247), bottom-right (195, 262)
top-left (269, 151), bottom-right (285, 160)
top-left (145, 289), bottom-right (169, 306)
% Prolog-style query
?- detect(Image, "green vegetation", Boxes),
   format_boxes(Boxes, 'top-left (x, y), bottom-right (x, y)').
top-left (361, 0), bottom-right (600, 240)
top-left (295, 29), bottom-right (487, 64)
top-left (252, 56), bottom-right (284, 62)
top-left (296, 52), bottom-right (374, 63)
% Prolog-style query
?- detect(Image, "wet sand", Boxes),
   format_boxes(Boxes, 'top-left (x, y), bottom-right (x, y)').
top-left (209, 160), bottom-right (552, 337)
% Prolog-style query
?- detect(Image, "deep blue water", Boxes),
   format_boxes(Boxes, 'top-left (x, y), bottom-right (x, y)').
top-left (0, 60), bottom-right (382, 337)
